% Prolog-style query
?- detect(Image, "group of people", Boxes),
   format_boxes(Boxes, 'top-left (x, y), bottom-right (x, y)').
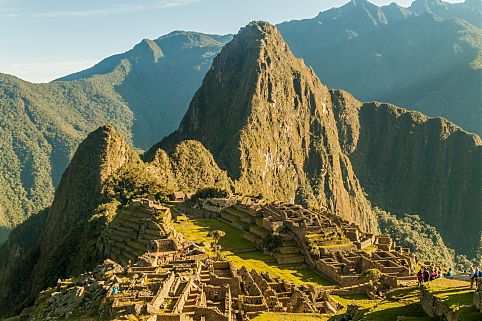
top-left (470, 266), bottom-right (481, 289)
top-left (416, 266), bottom-right (482, 289)
top-left (416, 266), bottom-right (450, 286)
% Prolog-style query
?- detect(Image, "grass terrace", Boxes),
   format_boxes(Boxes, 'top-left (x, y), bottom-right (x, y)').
top-left (172, 215), bottom-right (333, 286)
top-left (252, 312), bottom-right (330, 321)
top-left (424, 278), bottom-right (481, 321)
top-left (351, 287), bottom-right (433, 321)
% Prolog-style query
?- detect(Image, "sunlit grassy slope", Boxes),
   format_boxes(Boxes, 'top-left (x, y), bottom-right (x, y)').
top-left (172, 215), bottom-right (333, 286)
top-left (252, 313), bottom-right (330, 321)
top-left (172, 214), bottom-right (481, 321)
top-left (424, 278), bottom-right (481, 321)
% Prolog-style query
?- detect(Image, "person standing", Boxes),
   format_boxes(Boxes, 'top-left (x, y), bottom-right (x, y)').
top-left (417, 269), bottom-right (423, 286)
top-left (445, 268), bottom-right (453, 278)
top-left (423, 268), bottom-right (430, 283)
top-left (470, 267), bottom-right (479, 289)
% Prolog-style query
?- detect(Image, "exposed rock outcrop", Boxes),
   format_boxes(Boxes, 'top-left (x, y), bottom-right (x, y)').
top-left (152, 21), bottom-right (377, 232)
top-left (331, 89), bottom-right (482, 257)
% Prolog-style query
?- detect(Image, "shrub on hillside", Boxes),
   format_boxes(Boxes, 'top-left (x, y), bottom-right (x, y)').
top-left (103, 163), bottom-right (165, 206)
top-left (191, 187), bottom-right (229, 202)
top-left (375, 208), bottom-right (455, 268)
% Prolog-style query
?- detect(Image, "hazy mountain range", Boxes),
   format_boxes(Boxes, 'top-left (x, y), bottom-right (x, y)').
top-left (0, 0), bottom-right (480, 248)
top-left (0, 16), bottom-right (480, 317)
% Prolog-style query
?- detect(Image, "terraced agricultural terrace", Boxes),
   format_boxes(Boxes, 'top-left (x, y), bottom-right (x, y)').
top-left (21, 198), bottom-right (481, 321)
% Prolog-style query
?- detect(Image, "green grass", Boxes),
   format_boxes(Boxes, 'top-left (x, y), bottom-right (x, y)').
top-left (333, 280), bottom-right (481, 321)
top-left (251, 312), bottom-right (330, 321)
top-left (424, 278), bottom-right (481, 321)
top-left (173, 216), bottom-right (254, 251)
top-left (332, 287), bottom-right (436, 321)
top-left (172, 216), bottom-right (333, 286)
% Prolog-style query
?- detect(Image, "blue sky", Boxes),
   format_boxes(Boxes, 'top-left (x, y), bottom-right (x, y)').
top-left (0, 0), bottom-right (464, 82)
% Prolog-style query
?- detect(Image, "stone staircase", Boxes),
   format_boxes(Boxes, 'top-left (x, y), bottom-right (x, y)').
top-left (182, 287), bottom-right (201, 315)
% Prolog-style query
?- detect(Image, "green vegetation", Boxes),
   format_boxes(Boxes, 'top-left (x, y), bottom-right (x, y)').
top-left (332, 279), bottom-right (480, 321)
top-left (104, 162), bottom-right (167, 206)
top-left (376, 209), bottom-right (456, 267)
top-left (0, 31), bottom-right (230, 233)
top-left (173, 217), bottom-right (254, 251)
top-left (278, 0), bottom-right (482, 135)
top-left (173, 215), bottom-right (332, 286)
top-left (191, 187), bottom-right (229, 202)
top-left (333, 287), bottom-right (433, 321)
top-left (168, 140), bottom-right (232, 193)
top-left (357, 288), bottom-right (427, 321)
top-left (344, 100), bottom-right (482, 259)
top-left (252, 312), bottom-right (329, 321)
top-left (424, 278), bottom-right (481, 321)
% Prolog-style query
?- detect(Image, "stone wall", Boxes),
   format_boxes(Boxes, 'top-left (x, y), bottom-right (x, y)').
top-left (147, 272), bottom-right (176, 312)
top-left (420, 286), bottom-right (457, 321)
top-left (173, 277), bottom-right (195, 313)
top-left (474, 283), bottom-right (482, 312)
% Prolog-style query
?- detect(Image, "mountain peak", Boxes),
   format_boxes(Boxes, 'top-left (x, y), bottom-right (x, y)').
top-left (156, 30), bottom-right (230, 50)
top-left (234, 21), bottom-right (287, 48)
top-left (242, 20), bottom-right (276, 33)
top-left (32, 125), bottom-right (139, 293)
top-left (130, 38), bottom-right (164, 63)
top-left (349, 0), bottom-right (371, 7)
top-left (155, 22), bottom-right (377, 232)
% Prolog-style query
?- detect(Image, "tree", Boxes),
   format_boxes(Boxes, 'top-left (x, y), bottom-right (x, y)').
top-left (208, 229), bottom-right (225, 259)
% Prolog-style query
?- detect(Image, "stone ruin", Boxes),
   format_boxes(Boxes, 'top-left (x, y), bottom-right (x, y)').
top-left (199, 196), bottom-right (418, 296)
top-left (26, 259), bottom-right (124, 320)
top-left (24, 198), bottom-right (340, 321)
top-left (474, 281), bottom-right (482, 312)
top-left (99, 199), bottom-right (183, 266)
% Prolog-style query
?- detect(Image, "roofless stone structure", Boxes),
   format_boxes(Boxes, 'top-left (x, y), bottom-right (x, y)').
top-left (25, 199), bottom-right (340, 321)
top-left (199, 196), bottom-right (418, 293)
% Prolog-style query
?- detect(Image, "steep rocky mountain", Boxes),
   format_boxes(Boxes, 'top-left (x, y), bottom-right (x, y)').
top-left (0, 32), bottom-right (230, 233)
top-left (152, 21), bottom-right (378, 233)
top-left (331, 89), bottom-right (482, 257)
top-left (0, 71), bottom-right (133, 230)
top-left (0, 125), bottom-right (231, 315)
top-left (0, 125), bottom-right (139, 314)
top-left (277, 0), bottom-right (482, 135)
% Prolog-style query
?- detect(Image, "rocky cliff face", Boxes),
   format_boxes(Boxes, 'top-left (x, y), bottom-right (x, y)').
top-left (278, 0), bottom-right (482, 136)
top-left (154, 21), bottom-right (377, 232)
top-left (331, 90), bottom-right (482, 257)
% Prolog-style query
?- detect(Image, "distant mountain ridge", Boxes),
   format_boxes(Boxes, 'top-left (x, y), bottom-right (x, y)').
top-left (278, 0), bottom-right (482, 135)
top-left (0, 32), bottom-right (230, 230)
top-left (0, 0), bottom-right (480, 241)
top-left (0, 20), bottom-right (480, 317)
top-left (58, 31), bottom-right (232, 148)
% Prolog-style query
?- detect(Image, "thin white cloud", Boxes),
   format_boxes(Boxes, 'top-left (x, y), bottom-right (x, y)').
top-left (0, 0), bottom-right (21, 17)
top-left (33, 0), bottom-right (198, 18)
top-left (0, 60), bottom-right (99, 83)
